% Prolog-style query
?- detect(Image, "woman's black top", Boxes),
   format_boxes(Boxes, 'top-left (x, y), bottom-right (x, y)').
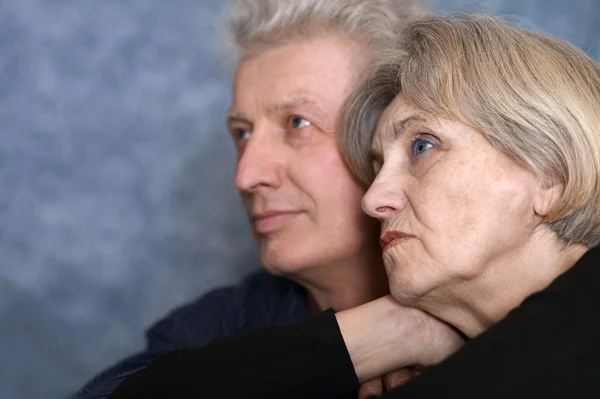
top-left (110, 247), bottom-right (600, 398)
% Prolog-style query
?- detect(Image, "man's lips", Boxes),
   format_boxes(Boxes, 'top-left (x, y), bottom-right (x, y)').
top-left (252, 211), bottom-right (302, 234)
top-left (380, 231), bottom-right (414, 252)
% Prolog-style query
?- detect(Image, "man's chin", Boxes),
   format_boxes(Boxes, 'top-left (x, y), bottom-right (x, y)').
top-left (259, 249), bottom-right (315, 277)
top-left (257, 230), bottom-right (321, 276)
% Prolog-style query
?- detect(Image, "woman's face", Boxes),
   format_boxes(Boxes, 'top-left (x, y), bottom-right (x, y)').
top-left (362, 94), bottom-right (546, 306)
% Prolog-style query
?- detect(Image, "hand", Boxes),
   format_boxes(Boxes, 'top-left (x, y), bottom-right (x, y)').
top-left (336, 295), bottom-right (465, 383)
top-left (357, 367), bottom-right (423, 398)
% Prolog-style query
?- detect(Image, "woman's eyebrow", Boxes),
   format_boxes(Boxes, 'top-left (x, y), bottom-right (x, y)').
top-left (391, 115), bottom-right (429, 139)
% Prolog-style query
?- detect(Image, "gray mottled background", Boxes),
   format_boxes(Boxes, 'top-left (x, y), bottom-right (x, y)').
top-left (0, 0), bottom-right (598, 398)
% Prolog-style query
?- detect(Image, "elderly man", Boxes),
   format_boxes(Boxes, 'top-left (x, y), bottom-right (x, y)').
top-left (73, 1), bottom-right (462, 398)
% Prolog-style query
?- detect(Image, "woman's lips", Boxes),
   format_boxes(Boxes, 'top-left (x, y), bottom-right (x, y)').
top-left (253, 211), bottom-right (301, 234)
top-left (380, 231), bottom-right (414, 252)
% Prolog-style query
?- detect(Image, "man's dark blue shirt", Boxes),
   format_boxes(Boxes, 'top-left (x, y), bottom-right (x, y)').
top-left (74, 271), bottom-right (309, 399)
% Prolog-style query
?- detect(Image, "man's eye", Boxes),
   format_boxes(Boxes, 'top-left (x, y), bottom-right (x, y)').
top-left (411, 138), bottom-right (437, 157)
top-left (372, 160), bottom-right (383, 174)
top-left (289, 116), bottom-right (311, 129)
top-left (369, 151), bottom-right (383, 174)
top-left (234, 129), bottom-right (251, 141)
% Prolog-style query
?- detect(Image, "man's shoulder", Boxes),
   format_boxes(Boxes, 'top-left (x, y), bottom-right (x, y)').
top-left (144, 270), bottom-right (308, 351)
top-left (71, 272), bottom-right (308, 398)
top-left (237, 269), bottom-right (306, 302)
top-left (183, 269), bottom-right (306, 321)
top-left (234, 270), bottom-right (309, 327)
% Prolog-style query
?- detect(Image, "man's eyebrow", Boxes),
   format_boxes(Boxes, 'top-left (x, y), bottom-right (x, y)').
top-left (266, 96), bottom-right (316, 114)
top-left (226, 110), bottom-right (252, 126)
top-left (225, 96), bottom-right (317, 125)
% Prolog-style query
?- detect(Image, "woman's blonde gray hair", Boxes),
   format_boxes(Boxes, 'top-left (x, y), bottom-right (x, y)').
top-left (342, 14), bottom-right (600, 247)
top-left (220, 0), bottom-right (427, 68)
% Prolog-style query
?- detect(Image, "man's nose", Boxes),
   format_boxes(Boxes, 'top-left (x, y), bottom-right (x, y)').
top-left (235, 129), bottom-right (283, 193)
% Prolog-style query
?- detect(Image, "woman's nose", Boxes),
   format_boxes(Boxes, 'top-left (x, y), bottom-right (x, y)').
top-left (361, 169), bottom-right (408, 221)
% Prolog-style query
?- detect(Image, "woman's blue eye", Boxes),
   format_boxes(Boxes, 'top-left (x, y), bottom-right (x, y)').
top-left (290, 116), bottom-right (311, 129)
top-left (411, 138), bottom-right (436, 157)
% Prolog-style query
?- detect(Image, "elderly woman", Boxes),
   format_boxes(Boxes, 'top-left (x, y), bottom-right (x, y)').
top-left (345, 13), bottom-right (599, 338)
top-left (107, 14), bottom-right (600, 399)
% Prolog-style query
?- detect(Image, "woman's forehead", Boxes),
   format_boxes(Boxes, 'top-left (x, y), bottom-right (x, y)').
top-left (374, 97), bottom-right (429, 140)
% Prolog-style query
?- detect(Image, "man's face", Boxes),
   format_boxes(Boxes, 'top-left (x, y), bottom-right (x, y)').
top-left (228, 36), bottom-right (379, 275)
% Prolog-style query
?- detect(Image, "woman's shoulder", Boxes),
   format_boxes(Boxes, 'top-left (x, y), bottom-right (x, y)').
top-left (534, 245), bottom-right (600, 302)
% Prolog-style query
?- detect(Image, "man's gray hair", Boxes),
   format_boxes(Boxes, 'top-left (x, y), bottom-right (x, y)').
top-left (219, 0), bottom-right (427, 69)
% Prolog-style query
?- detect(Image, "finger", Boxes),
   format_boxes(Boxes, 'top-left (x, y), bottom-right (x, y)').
top-left (383, 368), bottom-right (415, 391)
top-left (411, 366), bottom-right (424, 377)
top-left (357, 377), bottom-right (383, 399)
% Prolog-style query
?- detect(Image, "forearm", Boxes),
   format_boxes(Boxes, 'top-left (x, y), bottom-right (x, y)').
top-left (109, 310), bottom-right (359, 399)
top-left (109, 296), bottom-right (461, 399)
top-left (337, 296), bottom-right (426, 382)
top-left (73, 353), bottom-right (155, 399)
top-left (336, 295), bottom-right (466, 384)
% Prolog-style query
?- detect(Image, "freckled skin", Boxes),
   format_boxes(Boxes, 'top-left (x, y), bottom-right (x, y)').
top-left (362, 94), bottom-right (544, 332)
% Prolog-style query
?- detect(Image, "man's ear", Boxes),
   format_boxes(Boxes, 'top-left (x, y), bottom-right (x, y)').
top-left (533, 178), bottom-right (564, 217)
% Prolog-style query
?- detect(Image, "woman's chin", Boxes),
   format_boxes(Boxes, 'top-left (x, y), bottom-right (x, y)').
top-left (388, 276), bottom-right (427, 306)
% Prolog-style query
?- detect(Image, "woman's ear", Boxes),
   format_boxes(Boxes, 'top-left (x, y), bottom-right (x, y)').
top-left (533, 178), bottom-right (564, 217)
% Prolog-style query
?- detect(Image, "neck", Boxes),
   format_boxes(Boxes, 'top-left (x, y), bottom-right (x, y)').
top-left (290, 246), bottom-right (389, 313)
top-left (423, 230), bottom-right (588, 338)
